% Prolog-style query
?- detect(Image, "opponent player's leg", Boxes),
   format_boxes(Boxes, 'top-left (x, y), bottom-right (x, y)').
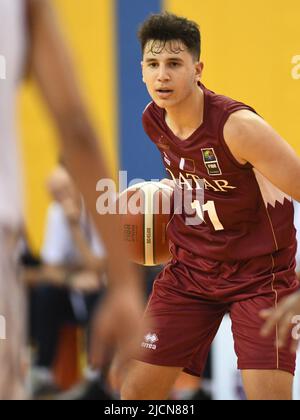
top-left (230, 292), bottom-right (296, 400)
top-left (121, 360), bottom-right (182, 400)
top-left (0, 229), bottom-right (26, 400)
top-left (241, 369), bottom-right (293, 400)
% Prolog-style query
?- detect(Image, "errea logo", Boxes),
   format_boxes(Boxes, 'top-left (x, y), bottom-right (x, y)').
top-left (141, 333), bottom-right (159, 350)
top-left (0, 55), bottom-right (6, 80)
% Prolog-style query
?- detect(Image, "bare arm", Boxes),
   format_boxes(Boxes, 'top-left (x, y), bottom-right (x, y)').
top-left (224, 110), bottom-right (300, 202)
top-left (224, 111), bottom-right (300, 351)
top-left (27, 0), bottom-right (145, 369)
top-left (22, 264), bottom-right (79, 287)
top-left (41, 264), bottom-right (75, 286)
top-left (27, 0), bottom-right (137, 287)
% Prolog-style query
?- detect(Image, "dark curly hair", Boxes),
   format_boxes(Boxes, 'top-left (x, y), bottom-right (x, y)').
top-left (138, 12), bottom-right (201, 61)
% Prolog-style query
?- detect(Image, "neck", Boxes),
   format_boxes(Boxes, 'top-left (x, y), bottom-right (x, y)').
top-left (165, 86), bottom-right (204, 140)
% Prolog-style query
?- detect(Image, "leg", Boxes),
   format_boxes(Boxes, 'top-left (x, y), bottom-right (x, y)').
top-left (172, 371), bottom-right (202, 399)
top-left (35, 285), bottom-right (74, 368)
top-left (0, 230), bottom-right (26, 400)
top-left (242, 369), bottom-right (293, 400)
top-left (230, 292), bottom-right (296, 401)
top-left (121, 360), bottom-right (182, 400)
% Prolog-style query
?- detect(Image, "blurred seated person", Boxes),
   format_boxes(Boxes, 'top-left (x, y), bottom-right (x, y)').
top-left (30, 164), bottom-right (108, 398)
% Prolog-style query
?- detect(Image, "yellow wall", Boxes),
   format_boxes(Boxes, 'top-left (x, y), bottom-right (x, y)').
top-left (19, 0), bottom-right (118, 252)
top-left (164, 0), bottom-right (300, 152)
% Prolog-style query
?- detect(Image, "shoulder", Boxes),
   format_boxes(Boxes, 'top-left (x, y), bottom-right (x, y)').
top-left (224, 109), bottom-right (265, 139)
top-left (223, 110), bottom-right (270, 165)
top-left (143, 101), bottom-right (154, 114)
top-left (224, 109), bottom-right (285, 166)
top-left (204, 85), bottom-right (249, 113)
top-left (142, 101), bottom-right (164, 139)
top-left (142, 101), bottom-right (161, 120)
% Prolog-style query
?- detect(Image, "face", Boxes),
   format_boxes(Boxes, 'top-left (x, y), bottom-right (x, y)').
top-left (47, 166), bottom-right (80, 205)
top-left (142, 40), bottom-right (203, 109)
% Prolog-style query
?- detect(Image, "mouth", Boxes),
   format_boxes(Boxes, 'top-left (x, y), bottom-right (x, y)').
top-left (156, 89), bottom-right (174, 99)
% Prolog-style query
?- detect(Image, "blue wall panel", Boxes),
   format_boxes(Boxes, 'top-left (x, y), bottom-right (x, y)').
top-left (116, 0), bottom-right (165, 185)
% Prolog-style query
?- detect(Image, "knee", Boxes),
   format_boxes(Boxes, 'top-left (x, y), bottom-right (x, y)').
top-left (120, 383), bottom-right (139, 400)
top-left (120, 377), bottom-right (144, 400)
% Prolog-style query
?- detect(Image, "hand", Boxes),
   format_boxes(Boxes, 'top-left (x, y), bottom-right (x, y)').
top-left (89, 285), bottom-right (147, 372)
top-left (69, 271), bottom-right (102, 293)
top-left (260, 291), bottom-right (300, 353)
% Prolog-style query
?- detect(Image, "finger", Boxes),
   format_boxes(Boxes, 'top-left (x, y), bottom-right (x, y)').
top-left (261, 308), bottom-right (286, 337)
top-left (278, 312), bottom-right (294, 348)
top-left (290, 338), bottom-right (299, 354)
top-left (259, 309), bottom-right (274, 319)
top-left (261, 317), bottom-right (278, 337)
top-left (260, 299), bottom-right (292, 336)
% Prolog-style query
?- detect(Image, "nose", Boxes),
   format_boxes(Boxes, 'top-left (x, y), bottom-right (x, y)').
top-left (157, 64), bottom-right (170, 82)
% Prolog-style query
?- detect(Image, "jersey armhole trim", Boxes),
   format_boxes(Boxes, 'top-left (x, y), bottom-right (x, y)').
top-left (218, 106), bottom-right (257, 170)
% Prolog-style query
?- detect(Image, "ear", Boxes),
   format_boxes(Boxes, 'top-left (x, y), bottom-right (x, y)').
top-left (195, 62), bottom-right (204, 82)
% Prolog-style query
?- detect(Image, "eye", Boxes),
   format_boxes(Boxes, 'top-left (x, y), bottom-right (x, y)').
top-left (148, 62), bottom-right (158, 68)
top-left (170, 62), bottom-right (180, 67)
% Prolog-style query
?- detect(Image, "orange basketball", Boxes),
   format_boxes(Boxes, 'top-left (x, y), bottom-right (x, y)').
top-left (117, 182), bottom-right (173, 266)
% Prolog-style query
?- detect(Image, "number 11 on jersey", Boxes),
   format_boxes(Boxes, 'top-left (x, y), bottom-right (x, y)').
top-left (191, 200), bottom-right (224, 231)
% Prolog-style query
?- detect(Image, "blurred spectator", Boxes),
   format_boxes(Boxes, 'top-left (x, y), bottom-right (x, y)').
top-left (29, 166), bottom-right (110, 399)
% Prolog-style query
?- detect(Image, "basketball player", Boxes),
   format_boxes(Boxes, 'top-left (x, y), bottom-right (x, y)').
top-left (0, 0), bottom-right (142, 399)
top-left (121, 13), bottom-right (300, 400)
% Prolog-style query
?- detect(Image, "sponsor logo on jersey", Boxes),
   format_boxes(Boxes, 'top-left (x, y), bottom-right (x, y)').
top-left (202, 148), bottom-right (216, 162)
top-left (205, 162), bottom-right (222, 176)
top-left (141, 333), bottom-right (159, 350)
top-left (201, 148), bottom-right (222, 176)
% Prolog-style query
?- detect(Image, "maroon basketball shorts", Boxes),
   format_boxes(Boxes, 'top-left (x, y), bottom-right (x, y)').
top-left (137, 249), bottom-right (299, 376)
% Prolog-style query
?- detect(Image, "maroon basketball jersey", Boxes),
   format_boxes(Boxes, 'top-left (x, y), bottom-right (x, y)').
top-left (142, 84), bottom-right (296, 263)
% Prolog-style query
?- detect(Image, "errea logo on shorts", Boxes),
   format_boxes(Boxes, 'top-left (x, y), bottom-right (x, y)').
top-left (141, 333), bottom-right (159, 350)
